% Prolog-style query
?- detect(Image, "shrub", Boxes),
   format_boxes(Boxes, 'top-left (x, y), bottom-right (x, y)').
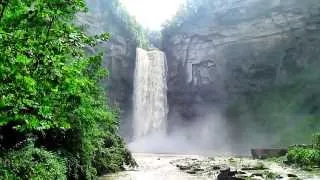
top-left (287, 146), bottom-right (320, 167)
top-left (93, 136), bottom-right (137, 176)
top-left (0, 144), bottom-right (67, 180)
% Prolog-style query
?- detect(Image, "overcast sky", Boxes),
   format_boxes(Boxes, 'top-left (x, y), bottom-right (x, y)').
top-left (120, 0), bottom-right (185, 30)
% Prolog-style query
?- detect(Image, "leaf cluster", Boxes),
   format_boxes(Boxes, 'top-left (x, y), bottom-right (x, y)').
top-left (287, 146), bottom-right (320, 167)
top-left (0, 143), bottom-right (67, 180)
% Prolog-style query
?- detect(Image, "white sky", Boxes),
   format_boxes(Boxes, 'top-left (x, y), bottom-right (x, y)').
top-left (120, 0), bottom-right (185, 30)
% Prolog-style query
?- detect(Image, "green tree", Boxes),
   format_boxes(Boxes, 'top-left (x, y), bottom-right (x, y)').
top-left (0, 0), bottom-right (135, 179)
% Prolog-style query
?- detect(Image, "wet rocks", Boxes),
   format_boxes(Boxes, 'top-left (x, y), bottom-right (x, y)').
top-left (217, 171), bottom-right (231, 180)
top-left (186, 170), bottom-right (197, 174)
top-left (264, 171), bottom-right (282, 179)
top-left (171, 157), bottom-right (219, 176)
top-left (219, 166), bottom-right (231, 175)
top-left (170, 156), bottom-right (314, 179)
top-left (172, 158), bottom-right (247, 179)
top-left (229, 168), bottom-right (237, 177)
top-left (287, 173), bottom-right (298, 178)
top-left (217, 167), bottom-right (245, 180)
top-left (241, 162), bottom-right (268, 171)
top-left (212, 165), bottom-right (221, 170)
top-left (176, 164), bottom-right (191, 170)
top-left (193, 167), bottom-right (205, 172)
top-left (173, 158), bottom-right (207, 175)
top-left (237, 171), bottom-right (246, 174)
top-left (251, 173), bottom-right (263, 177)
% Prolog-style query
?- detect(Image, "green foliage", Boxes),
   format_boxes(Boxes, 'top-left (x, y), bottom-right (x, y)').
top-left (162, 0), bottom-right (214, 35)
top-left (0, 143), bottom-right (67, 180)
top-left (106, 0), bottom-right (149, 48)
top-left (86, 0), bottom-right (150, 48)
top-left (0, 0), bottom-right (135, 179)
top-left (0, 0), bottom-right (91, 131)
top-left (287, 146), bottom-right (320, 167)
top-left (93, 135), bottom-right (136, 175)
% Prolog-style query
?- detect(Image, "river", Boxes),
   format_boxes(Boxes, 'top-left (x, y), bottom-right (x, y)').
top-left (100, 153), bottom-right (320, 180)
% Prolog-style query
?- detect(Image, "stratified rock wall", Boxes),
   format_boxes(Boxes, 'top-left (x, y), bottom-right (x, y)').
top-left (163, 0), bottom-right (320, 123)
top-left (78, 0), bottom-right (320, 147)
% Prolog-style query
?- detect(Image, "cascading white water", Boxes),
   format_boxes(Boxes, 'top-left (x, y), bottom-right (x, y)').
top-left (132, 48), bottom-right (168, 140)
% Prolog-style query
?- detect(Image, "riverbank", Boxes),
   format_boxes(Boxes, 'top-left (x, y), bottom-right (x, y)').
top-left (100, 153), bottom-right (320, 180)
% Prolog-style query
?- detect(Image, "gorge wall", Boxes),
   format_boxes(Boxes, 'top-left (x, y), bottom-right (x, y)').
top-left (162, 0), bottom-right (320, 148)
top-left (80, 0), bottom-right (320, 150)
top-left (79, 0), bottom-right (142, 137)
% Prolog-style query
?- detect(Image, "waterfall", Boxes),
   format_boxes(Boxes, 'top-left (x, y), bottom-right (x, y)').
top-left (132, 48), bottom-right (168, 140)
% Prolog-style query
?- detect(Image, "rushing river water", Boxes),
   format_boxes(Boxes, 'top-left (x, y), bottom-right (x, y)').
top-left (101, 153), bottom-right (320, 180)
top-left (101, 153), bottom-right (208, 180)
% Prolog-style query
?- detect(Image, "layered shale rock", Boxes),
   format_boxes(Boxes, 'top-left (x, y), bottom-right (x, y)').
top-left (162, 0), bottom-right (320, 123)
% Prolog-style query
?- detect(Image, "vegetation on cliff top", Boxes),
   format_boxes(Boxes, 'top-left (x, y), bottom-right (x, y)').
top-left (162, 0), bottom-right (214, 35)
top-left (0, 0), bottom-right (135, 179)
top-left (85, 0), bottom-right (150, 48)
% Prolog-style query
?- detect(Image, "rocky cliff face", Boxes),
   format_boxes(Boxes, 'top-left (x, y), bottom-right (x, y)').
top-left (78, 1), bottom-right (139, 136)
top-left (77, 0), bottom-right (320, 147)
top-left (163, 0), bottom-right (320, 125)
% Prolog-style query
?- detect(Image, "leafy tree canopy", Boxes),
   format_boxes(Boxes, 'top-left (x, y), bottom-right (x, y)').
top-left (0, 0), bottom-right (135, 179)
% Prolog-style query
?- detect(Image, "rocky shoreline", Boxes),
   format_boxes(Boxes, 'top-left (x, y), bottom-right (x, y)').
top-left (170, 156), bottom-right (320, 180)
top-left (100, 153), bottom-right (320, 180)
